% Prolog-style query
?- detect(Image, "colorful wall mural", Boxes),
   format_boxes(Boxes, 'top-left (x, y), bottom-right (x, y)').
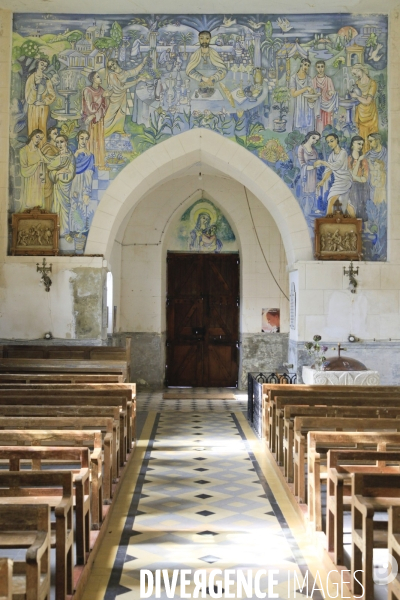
top-left (169, 199), bottom-right (237, 253)
top-left (9, 14), bottom-right (388, 259)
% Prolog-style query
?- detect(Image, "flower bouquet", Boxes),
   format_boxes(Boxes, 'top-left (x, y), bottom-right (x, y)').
top-left (304, 335), bottom-right (329, 370)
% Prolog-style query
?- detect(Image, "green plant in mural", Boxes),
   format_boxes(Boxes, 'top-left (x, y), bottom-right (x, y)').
top-left (261, 36), bottom-right (283, 68)
top-left (67, 31), bottom-right (82, 49)
top-left (272, 86), bottom-right (290, 121)
top-left (94, 36), bottom-right (118, 76)
top-left (110, 22), bottom-right (123, 49)
top-left (284, 130), bottom-right (304, 153)
top-left (235, 116), bottom-right (265, 150)
top-left (136, 111), bottom-right (169, 150)
top-left (162, 113), bottom-right (183, 134)
top-left (179, 32), bottom-right (193, 58)
top-left (60, 120), bottom-right (78, 139)
top-left (12, 39), bottom-right (42, 96)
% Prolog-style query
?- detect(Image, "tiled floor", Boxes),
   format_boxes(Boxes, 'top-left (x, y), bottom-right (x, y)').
top-left (137, 389), bottom-right (248, 412)
top-left (83, 393), bottom-right (330, 600)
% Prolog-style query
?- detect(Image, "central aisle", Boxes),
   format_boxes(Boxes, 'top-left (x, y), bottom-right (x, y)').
top-left (83, 398), bottom-right (328, 600)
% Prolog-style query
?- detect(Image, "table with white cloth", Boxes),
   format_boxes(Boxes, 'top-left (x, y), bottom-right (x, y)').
top-left (302, 366), bottom-right (380, 386)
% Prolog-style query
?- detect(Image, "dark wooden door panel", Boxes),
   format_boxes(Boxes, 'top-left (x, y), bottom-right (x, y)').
top-left (166, 343), bottom-right (202, 387)
top-left (166, 253), bottom-right (239, 387)
top-left (207, 345), bottom-right (238, 387)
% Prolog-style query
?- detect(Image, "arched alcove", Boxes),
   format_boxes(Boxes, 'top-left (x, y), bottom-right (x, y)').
top-left (86, 129), bottom-right (312, 266)
top-left (108, 168), bottom-right (291, 388)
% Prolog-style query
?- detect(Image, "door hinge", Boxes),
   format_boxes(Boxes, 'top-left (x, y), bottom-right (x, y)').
top-left (236, 296), bottom-right (240, 307)
top-left (166, 297), bottom-right (170, 306)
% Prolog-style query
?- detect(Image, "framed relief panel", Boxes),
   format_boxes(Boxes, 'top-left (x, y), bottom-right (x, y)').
top-left (11, 206), bottom-right (59, 256)
top-left (314, 214), bottom-right (362, 261)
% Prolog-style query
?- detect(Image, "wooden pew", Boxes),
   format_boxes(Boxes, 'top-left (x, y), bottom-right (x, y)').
top-left (0, 338), bottom-right (131, 381)
top-left (294, 416), bottom-right (400, 506)
top-left (351, 472), bottom-right (400, 600)
top-left (389, 505), bottom-right (400, 600)
top-left (326, 449), bottom-right (400, 565)
top-left (271, 391), bottom-right (400, 461)
top-left (0, 431), bottom-right (103, 529)
top-left (283, 405), bottom-right (400, 481)
top-left (0, 405), bottom-right (127, 468)
top-left (0, 446), bottom-right (91, 565)
top-left (0, 505), bottom-right (51, 600)
top-left (0, 360), bottom-right (128, 382)
top-left (0, 472), bottom-right (73, 600)
top-left (263, 384), bottom-right (400, 447)
top-left (0, 417), bottom-right (115, 500)
top-left (0, 389), bottom-right (134, 456)
top-left (0, 373), bottom-right (125, 383)
top-left (306, 431), bottom-right (400, 530)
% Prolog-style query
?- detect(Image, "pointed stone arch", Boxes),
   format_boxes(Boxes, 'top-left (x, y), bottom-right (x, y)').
top-left (86, 129), bottom-right (312, 265)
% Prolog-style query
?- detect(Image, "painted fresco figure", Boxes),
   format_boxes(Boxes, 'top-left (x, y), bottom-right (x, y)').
top-left (312, 60), bottom-right (338, 134)
top-left (366, 133), bottom-right (387, 204)
top-left (350, 64), bottom-right (378, 152)
top-left (348, 135), bottom-right (369, 222)
top-left (83, 71), bottom-right (108, 169)
top-left (25, 58), bottom-right (56, 144)
top-left (69, 130), bottom-right (95, 234)
top-left (41, 126), bottom-right (59, 212)
top-left (186, 31), bottom-right (227, 86)
top-left (189, 212), bottom-right (222, 253)
top-left (48, 134), bottom-right (76, 238)
top-left (104, 57), bottom-right (148, 137)
top-left (315, 133), bottom-right (355, 216)
top-left (290, 58), bottom-right (315, 135)
top-left (19, 129), bottom-right (46, 211)
top-left (297, 131), bottom-right (321, 214)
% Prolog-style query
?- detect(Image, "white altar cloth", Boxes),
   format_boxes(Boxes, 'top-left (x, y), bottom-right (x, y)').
top-left (302, 366), bottom-right (380, 386)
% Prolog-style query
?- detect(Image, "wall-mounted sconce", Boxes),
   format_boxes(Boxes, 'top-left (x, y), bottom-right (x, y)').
top-left (36, 258), bottom-right (52, 292)
top-left (343, 261), bottom-right (359, 294)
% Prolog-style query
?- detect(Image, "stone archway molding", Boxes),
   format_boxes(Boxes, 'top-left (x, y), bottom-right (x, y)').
top-left (86, 129), bottom-right (312, 265)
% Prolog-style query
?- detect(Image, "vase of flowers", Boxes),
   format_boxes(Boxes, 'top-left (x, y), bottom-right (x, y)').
top-left (304, 335), bottom-right (329, 370)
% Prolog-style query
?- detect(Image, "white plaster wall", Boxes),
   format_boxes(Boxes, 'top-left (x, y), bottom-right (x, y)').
top-left (0, 256), bottom-right (104, 339)
top-left (116, 174), bottom-right (289, 335)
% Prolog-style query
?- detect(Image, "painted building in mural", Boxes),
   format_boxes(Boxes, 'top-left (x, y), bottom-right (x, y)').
top-left (9, 13), bottom-right (388, 259)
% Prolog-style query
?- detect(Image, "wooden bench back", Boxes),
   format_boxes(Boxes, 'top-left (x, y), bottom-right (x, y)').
top-left (0, 446), bottom-right (90, 469)
top-left (295, 416), bottom-right (400, 435)
top-left (308, 431), bottom-right (400, 454)
top-left (353, 472), bottom-right (400, 497)
top-left (284, 405), bottom-right (400, 419)
top-left (264, 383), bottom-right (400, 399)
top-left (328, 449), bottom-right (400, 472)
top-left (276, 395), bottom-right (400, 409)
top-left (0, 470), bottom-right (73, 497)
top-left (0, 503), bottom-right (50, 532)
top-left (0, 338), bottom-right (131, 362)
top-left (0, 373), bottom-right (124, 383)
top-left (0, 382), bottom-right (136, 397)
top-left (0, 359), bottom-right (127, 379)
top-left (0, 429), bottom-right (102, 448)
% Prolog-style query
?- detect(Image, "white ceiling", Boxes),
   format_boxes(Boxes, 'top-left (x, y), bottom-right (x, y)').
top-left (1, 0), bottom-right (399, 13)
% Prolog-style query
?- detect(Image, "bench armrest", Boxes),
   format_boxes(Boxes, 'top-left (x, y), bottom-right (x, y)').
top-left (55, 494), bottom-right (73, 518)
top-left (352, 494), bottom-right (376, 517)
top-left (26, 530), bottom-right (49, 563)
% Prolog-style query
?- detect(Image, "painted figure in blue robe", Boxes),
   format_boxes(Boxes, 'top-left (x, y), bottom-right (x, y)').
top-left (70, 130), bottom-right (95, 234)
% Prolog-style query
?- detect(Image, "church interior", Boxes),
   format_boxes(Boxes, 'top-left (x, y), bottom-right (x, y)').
top-left (0, 0), bottom-right (400, 598)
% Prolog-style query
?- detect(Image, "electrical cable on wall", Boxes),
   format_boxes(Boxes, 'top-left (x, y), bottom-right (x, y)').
top-left (244, 186), bottom-right (289, 301)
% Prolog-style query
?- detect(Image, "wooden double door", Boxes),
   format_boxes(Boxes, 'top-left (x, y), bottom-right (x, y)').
top-left (166, 253), bottom-right (239, 387)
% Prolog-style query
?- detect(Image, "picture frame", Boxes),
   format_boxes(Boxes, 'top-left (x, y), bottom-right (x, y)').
top-left (11, 206), bottom-right (59, 256)
top-left (314, 213), bottom-right (362, 261)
